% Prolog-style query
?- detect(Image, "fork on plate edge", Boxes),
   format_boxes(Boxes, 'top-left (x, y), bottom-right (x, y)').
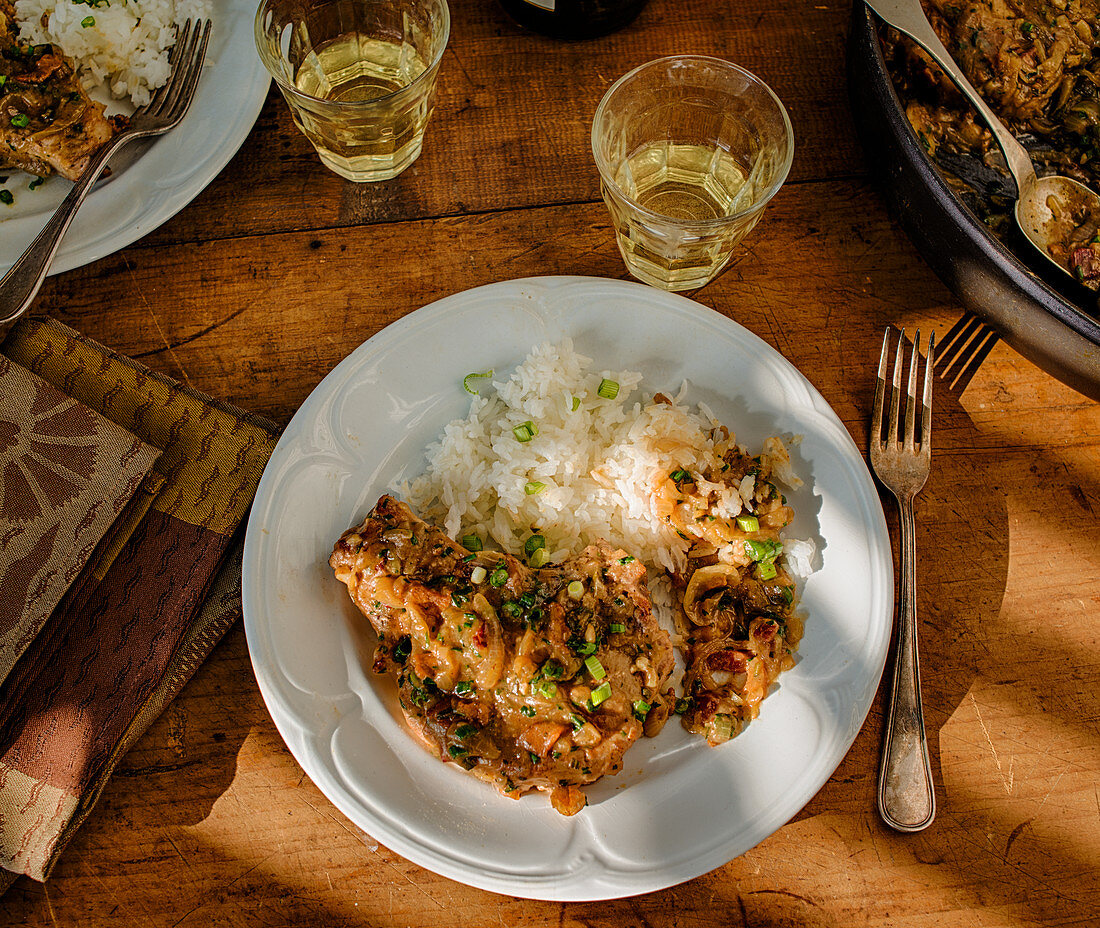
top-left (0, 19), bottom-right (212, 328)
top-left (869, 327), bottom-right (937, 833)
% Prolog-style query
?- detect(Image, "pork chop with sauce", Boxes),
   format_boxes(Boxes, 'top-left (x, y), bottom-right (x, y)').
top-left (330, 495), bottom-right (675, 815)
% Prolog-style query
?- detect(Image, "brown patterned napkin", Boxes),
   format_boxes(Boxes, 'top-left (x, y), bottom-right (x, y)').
top-left (0, 355), bottom-right (161, 684)
top-left (0, 317), bottom-right (279, 887)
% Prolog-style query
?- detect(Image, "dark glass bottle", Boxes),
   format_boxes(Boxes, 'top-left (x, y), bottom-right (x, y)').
top-left (498, 0), bottom-right (650, 39)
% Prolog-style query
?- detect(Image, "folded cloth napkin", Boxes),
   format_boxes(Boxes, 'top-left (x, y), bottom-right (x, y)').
top-left (0, 317), bottom-right (278, 888)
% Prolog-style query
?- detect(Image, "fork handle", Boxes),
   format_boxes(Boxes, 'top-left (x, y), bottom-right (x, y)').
top-left (878, 495), bottom-right (936, 831)
top-left (0, 131), bottom-right (132, 326)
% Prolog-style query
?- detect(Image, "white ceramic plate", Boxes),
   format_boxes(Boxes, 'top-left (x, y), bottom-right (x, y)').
top-left (242, 276), bottom-right (893, 901)
top-left (0, 0), bottom-right (269, 276)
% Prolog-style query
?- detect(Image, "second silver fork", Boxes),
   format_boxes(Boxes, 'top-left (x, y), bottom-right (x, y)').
top-left (870, 327), bottom-right (936, 833)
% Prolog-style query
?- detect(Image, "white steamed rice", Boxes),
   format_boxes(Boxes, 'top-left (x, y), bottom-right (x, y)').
top-left (400, 340), bottom-right (812, 584)
top-left (15, 0), bottom-right (211, 105)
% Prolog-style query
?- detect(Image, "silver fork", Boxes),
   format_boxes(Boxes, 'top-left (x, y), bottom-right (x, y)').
top-left (870, 327), bottom-right (937, 833)
top-left (0, 19), bottom-right (212, 326)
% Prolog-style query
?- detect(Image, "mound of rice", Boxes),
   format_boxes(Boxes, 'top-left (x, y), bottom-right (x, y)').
top-left (402, 340), bottom-right (811, 582)
top-left (15, 0), bottom-right (211, 105)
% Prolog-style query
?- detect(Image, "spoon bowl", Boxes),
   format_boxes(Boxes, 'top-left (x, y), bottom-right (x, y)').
top-left (1016, 175), bottom-right (1100, 281)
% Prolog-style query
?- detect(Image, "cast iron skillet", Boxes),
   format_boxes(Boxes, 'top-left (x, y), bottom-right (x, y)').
top-left (847, 3), bottom-right (1100, 400)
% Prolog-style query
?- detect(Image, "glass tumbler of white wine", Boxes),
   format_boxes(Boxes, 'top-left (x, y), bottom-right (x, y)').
top-left (255, 0), bottom-right (449, 182)
top-left (591, 56), bottom-right (794, 291)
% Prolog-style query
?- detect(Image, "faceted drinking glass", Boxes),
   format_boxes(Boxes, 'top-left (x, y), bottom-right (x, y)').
top-left (592, 56), bottom-right (794, 291)
top-left (256, 0), bottom-right (450, 182)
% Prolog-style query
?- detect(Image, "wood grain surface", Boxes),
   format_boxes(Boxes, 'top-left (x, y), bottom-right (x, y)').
top-left (4, 0), bottom-right (1099, 925)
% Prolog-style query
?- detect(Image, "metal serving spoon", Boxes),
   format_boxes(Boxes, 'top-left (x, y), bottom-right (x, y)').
top-left (865, 0), bottom-right (1100, 284)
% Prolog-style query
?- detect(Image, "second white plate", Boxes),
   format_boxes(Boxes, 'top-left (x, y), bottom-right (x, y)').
top-left (0, 0), bottom-right (269, 276)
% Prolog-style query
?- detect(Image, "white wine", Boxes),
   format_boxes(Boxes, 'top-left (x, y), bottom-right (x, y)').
top-left (606, 142), bottom-right (769, 289)
top-left (292, 31), bottom-right (433, 180)
top-left (613, 143), bottom-right (758, 222)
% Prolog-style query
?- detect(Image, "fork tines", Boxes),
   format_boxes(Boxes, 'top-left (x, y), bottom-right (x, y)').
top-left (872, 327), bottom-right (935, 455)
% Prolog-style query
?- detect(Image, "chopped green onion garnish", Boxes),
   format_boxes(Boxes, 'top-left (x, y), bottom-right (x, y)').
top-left (570, 638), bottom-right (597, 656)
top-left (609, 622), bottom-right (626, 634)
top-left (589, 682), bottom-right (612, 707)
top-left (520, 705), bottom-right (535, 717)
top-left (81, 15), bottom-right (95, 26)
top-left (0, 75), bottom-right (6, 87)
top-left (618, 555), bottom-right (634, 565)
top-left (570, 713), bottom-right (585, 732)
top-left (669, 467), bottom-right (691, 483)
top-left (567, 580), bottom-right (584, 600)
top-left (447, 745), bottom-right (468, 758)
top-left (525, 480), bottom-right (546, 495)
top-left (528, 752), bottom-right (540, 765)
top-left (540, 659), bottom-right (564, 679)
top-left (450, 590), bottom-right (468, 607)
top-left (529, 547), bottom-right (550, 568)
top-left (584, 655), bottom-right (606, 680)
top-left (461, 533), bottom-right (482, 551)
top-left (632, 699), bottom-right (650, 721)
top-left (755, 559), bottom-right (778, 580)
top-left (502, 601), bottom-right (521, 617)
top-left (571, 396), bottom-right (581, 411)
top-left (454, 681), bottom-right (473, 695)
top-left (743, 539), bottom-right (782, 562)
top-left (736, 514), bottom-right (760, 533)
top-left (454, 724), bottom-right (477, 740)
top-left (535, 680), bottom-right (558, 699)
top-left (674, 697), bottom-right (691, 715)
top-left (489, 565), bottom-right (508, 587)
top-left (0, 191), bottom-right (12, 205)
top-left (781, 586), bottom-right (794, 605)
top-left (470, 565), bottom-right (487, 584)
top-left (10, 115), bottom-right (30, 129)
top-left (524, 535), bottom-right (546, 557)
top-left (597, 378), bottom-right (619, 400)
top-left (28, 177), bottom-right (44, 190)
top-left (712, 714), bottom-right (735, 742)
top-left (462, 369), bottom-right (493, 394)
top-left (513, 421), bottom-right (538, 442)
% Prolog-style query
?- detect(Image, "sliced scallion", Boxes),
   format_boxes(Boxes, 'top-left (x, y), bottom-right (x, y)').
top-left (669, 467), bottom-right (691, 483)
top-left (743, 539), bottom-right (782, 562)
top-left (462, 369), bottom-right (493, 394)
top-left (520, 705), bottom-right (535, 717)
top-left (454, 681), bottom-right (473, 695)
top-left (535, 680), bottom-right (558, 699)
top-left (755, 559), bottom-right (778, 581)
top-left (570, 713), bottom-right (585, 732)
top-left (597, 378), bottom-right (619, 400)
top-left (489, 565), bottom-right (508, 587)
top-left (0, 190), bottom-right (12, 205)
top-left (461, 533), bottom-right (482, 552)
top-left (589, 682), bottom-right (612, 707)
top-left (529, 547), bottom-right (550, 568)
top-left (524, 480), bottom-right (546, 495)
top-left (735, 514), bottom-right (760, 533)
top-left (470, 565), bottom-right (487, 584)
top-left (609, 622), bottom-right (626, 634)
top-left (567, 580), bottom-right (584, 600)
top-left (81, 15), bottom-right (95, 26)
top-left (454, 724), bottom-right (477, 740)
top-left (571, 396), bottom-right (581, 411)
top-left (513, 420), bottom-right (538, 442)
top-left (632, 699), bottom-right (650, 721)
top-left (711, 713), bottom-right (735, 743)
top-left (524, 535), bottom-right (546, 556)
top-left (584, 655), bottom-right (606, 680)
top-left (10, 114), bottom-right (30, 129)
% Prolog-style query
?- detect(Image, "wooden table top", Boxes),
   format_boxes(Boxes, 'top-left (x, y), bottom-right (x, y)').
top-left (6, 0), bottom-right (1100, 924)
